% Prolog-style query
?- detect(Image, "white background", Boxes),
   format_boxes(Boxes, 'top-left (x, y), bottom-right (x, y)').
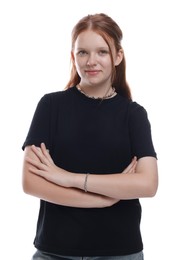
top-left (0, 0), bottom-right (179, 259)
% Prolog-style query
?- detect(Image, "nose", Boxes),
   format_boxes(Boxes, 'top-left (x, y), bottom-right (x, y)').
top-left (86, 53), bottom-right (97, 66)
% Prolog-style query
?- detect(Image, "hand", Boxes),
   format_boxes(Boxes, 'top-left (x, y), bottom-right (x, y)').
top-left (25, 143), bottom-right (72, 187)
top-left (103, 196), bottom-right (120, 207)
top-left (122, 156), bottom-right (137, 174)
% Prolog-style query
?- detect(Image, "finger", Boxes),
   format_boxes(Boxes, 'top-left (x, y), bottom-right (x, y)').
top-left (130, 157), bottom-right (137, 169)
top-left (25, 156), bottom-right (48, 171)
top-left (123, 164), bottom-right (133, 174)
top-left (41, 142), bottom-right (48, 155)
top-left (124, 161), bottom-right (135, 173)
top-left (122, 157), bottom-right (137, 174)
top-left (31, 145), bottom-right (51, 166)
top-left (40, 143), bottom-right (54, 163)
top-left (28, 167), bottom-right (47, 178)
top-left (129, 158), bottom-right (138, 174)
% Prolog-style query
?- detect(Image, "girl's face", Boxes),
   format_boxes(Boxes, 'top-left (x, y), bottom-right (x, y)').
top-left (72, 30), bottom-right (122, 88)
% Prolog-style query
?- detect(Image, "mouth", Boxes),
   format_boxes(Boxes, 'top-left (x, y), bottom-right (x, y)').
top-left (85, 70), bottom-right (100, 76)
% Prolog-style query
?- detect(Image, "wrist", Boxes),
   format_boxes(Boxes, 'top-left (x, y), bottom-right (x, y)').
top-left (71, 173), bottom-right (86, 191)
top-left (84, 173), bottom-right (89, 192)
top-left (60, 169), bottom-right (76, 188)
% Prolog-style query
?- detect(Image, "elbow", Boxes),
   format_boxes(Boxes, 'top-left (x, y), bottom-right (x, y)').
top-left (22, 184), bottom-right (29, 195)
top-left (144, 179), bottom-right (158, 198)
top-left (22, 177), bottom-right (31, 195)
top-left (147, 186), bottom-right (158, 197)
top-left (22, 171), bottom-right (34, 195)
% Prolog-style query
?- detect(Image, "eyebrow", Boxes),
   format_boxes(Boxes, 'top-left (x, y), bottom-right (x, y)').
top-left (76, 46), bottom-right (109, 50)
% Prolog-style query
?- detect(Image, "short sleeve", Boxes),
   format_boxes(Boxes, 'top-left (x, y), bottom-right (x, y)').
top-left (22, 94), bottom-right (51, 150)
top-left (128, 102), bottom-right (157, 159)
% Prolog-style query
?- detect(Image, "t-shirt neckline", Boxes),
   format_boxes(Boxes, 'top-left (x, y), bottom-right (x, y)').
top-left (72, 85), bottom-right (120, 104)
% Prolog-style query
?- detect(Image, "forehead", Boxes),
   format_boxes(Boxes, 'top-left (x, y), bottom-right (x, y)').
top-left (74, 30), bottom-right (109, 49)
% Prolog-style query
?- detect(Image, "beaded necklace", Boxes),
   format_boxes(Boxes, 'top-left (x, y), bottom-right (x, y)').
top-left (77, 85), bottom-right (116, 100)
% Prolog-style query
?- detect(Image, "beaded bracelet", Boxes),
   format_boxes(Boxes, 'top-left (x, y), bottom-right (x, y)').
top-left (84, 173), bottom-right (89, 192)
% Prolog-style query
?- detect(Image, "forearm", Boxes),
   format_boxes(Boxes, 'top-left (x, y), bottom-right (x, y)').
top-left (22, 171), bottom-right (117, 208)
top-left (72, 157), bottom-right (158, 199)
top-left (23, 145), bottom-right (118, 208)
top-left (25, 144), bottom-right (158, 201)
top-left (73, 173), bottom-right (151, 199)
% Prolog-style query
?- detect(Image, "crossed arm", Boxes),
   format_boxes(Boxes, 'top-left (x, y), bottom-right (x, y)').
top-left (22, 143), bottom-right (158, 207)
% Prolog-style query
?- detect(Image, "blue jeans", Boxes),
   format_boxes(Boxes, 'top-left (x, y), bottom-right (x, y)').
top-left (32, 250), bottom-right (144, 260)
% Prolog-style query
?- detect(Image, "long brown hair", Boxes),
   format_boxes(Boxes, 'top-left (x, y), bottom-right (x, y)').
top-left (65, 13), bottom-right (132, 100)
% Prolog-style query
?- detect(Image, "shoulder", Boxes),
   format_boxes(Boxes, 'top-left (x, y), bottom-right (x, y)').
top-left (128, 100), bottom-right (148, 118)
top-left (44, 87), bottom-right (74, 100)
top-left (38, 87), bottom-right (75, 105)
top-left (127, 100), bottom-right (151, 128)
top-left (116, 94), bottom-right (147, 116)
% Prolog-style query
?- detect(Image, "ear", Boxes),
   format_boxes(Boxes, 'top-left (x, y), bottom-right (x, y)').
top-left (114, 49), bottom-right (123, 66)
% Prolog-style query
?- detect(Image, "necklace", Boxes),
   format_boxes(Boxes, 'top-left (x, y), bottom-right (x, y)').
top-left (77, 84), bottom-right (116, 100)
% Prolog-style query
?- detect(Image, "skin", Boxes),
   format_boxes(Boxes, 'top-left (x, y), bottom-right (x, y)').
top-left (23, 145), bottom-right (120, 208)
top-left (22, 30), bottom-right (158, 207)
top-left (71, 30), bottom-right (123, 98)
top-left (24, 143), bottom-right (158, 200)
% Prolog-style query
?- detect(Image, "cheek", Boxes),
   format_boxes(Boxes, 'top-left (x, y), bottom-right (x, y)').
top-left (101, 56), bottom-right (112, 66)
top-left (74, 56), bottom-right (82, 67)
top-left (74, 58), bottom-right (86, 72)
top-left (103, 59), bottom-right (113, 72)
top-left (74, 60), bottom-right (84, 77)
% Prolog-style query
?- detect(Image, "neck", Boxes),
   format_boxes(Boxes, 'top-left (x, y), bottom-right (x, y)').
top-left (77, 84), bottom-right (116, 100)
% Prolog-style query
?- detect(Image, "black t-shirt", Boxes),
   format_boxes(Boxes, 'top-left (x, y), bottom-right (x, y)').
top-left (22, 86), bottom-right (157, 256)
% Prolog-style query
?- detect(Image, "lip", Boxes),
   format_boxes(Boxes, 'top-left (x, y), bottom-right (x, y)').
top-left (85, 70), bottom-right (100, 75)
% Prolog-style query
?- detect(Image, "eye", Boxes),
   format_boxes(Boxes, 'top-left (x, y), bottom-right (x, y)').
top-left (77, 50), bottom-right (88, 56)
top-left (99, 50), bottom-right (109, 56)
